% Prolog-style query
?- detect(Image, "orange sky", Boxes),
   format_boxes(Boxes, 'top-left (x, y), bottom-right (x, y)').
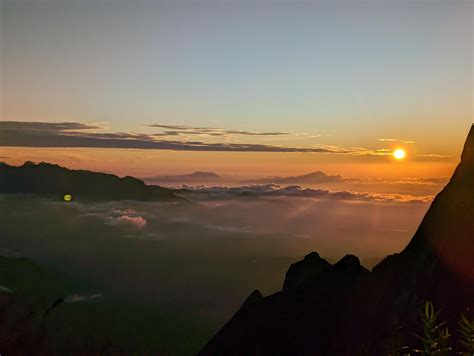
top-left (1, 147), bottom-right (459, 180)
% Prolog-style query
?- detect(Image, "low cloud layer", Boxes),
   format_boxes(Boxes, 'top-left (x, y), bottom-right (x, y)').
top-left (0, 193), bottom-right (430, 316)
top-left (347, 177), bottom-right (448, 185)
top-left (181, 184), bottom-right (432, 203)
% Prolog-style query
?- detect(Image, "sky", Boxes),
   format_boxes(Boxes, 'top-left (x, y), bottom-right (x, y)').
top-left (0, 0), bottom-right (472, 178)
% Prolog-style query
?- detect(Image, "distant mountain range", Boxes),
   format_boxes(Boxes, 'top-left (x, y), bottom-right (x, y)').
top-left (0, 161), bottom-right (178, 201)
top-left (244, 171), bottom-right (343, 185)
top-left (144, 170), bottom-right (342, 186)
top-left (199, 125), bottom-right (474, 355)
top-left (144, 171), bottom-right (221, 184)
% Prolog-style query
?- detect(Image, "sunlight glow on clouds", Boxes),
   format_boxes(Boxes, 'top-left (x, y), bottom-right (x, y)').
top-left (114, 215), bottom-right (147, 229)
top-left (104, 208), bottom-right (148, 229)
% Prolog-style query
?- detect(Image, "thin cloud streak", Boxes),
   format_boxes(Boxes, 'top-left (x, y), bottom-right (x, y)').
top-left (0, 121), bottom-right (102, 131)
top-left (148, 124), bottom-right (290, 137)
top-left (377, 138), bottom-right (416, 144)
top-left (417, 154), bottom-right (454, 158)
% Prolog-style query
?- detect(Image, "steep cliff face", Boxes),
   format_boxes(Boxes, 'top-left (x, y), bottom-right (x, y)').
top-left (200, 125), bottom-right (474, 355)
top-left (402, 124), bottom-right (474, 285)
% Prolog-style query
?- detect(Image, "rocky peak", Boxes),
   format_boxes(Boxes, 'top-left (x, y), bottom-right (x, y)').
top-left (283, 252), bottom-right (331, 291)
top-left (460, 124), bottom-right (474, 164)
top-left (240, 289), bottom-right (263, 310)
top-left (333, 254), bottom-right (367, 275)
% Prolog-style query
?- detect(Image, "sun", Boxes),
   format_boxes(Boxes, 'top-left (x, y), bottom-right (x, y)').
top-left (393, 148), bottom-right (406, 160)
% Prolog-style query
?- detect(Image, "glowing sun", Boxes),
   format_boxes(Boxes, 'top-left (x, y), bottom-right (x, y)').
top-left (393, 148), bottom-right (406, 160)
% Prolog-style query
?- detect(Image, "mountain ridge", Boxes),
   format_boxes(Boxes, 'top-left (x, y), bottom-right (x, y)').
top-left (0, 161), bottom-right (179, 201)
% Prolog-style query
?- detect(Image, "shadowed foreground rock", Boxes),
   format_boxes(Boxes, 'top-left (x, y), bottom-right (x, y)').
top-left (199, 125), bottom-right (474, 355)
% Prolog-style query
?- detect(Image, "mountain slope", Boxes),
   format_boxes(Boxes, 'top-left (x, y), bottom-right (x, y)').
top-left (0, 162), bottom-right (178, 201)
top-left (199, 125), bottom-right (474, 355)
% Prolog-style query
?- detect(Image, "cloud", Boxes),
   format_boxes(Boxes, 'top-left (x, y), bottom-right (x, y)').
top-left (107, 215), bottom-right (147, 229)
top-left (148, 124), bottom-right (289, 137)
top-left (64, 293), bottom-right (103, 303)
top-left (361, 148), bottom-right (393, 156)
top-left (348, 177), bottom-right (448, 185)
top-left (0, 121), bottom-right (344, 153)
top-left (377, 138), bottom-right (398, 142)
top-left (416, 154), bottom-right (453, 159)
top-left (0, 121), bottom-right (102, 131)
top-left (377, 138), bottom-right (416, 144)
top-left (348, 146), bottom-right (452, 161)
top-left (202, 224), bottom-right (253, 233)
top-left (181, 184), bottom-right (432, 204)
top-left (1, 121), bottom-right (446, 159)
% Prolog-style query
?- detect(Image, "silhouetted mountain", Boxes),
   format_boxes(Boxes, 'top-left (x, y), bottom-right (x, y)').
top-left (0, 162), bottom-right (178, 201)
top-left (199, 125), bottom-right (474, 355)
top-left (245, 171), bottom-right (343, 185)
top-left (282, 252), bottom-right (332, 291)
top-left (144, 171), bottom-right (221, 183)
